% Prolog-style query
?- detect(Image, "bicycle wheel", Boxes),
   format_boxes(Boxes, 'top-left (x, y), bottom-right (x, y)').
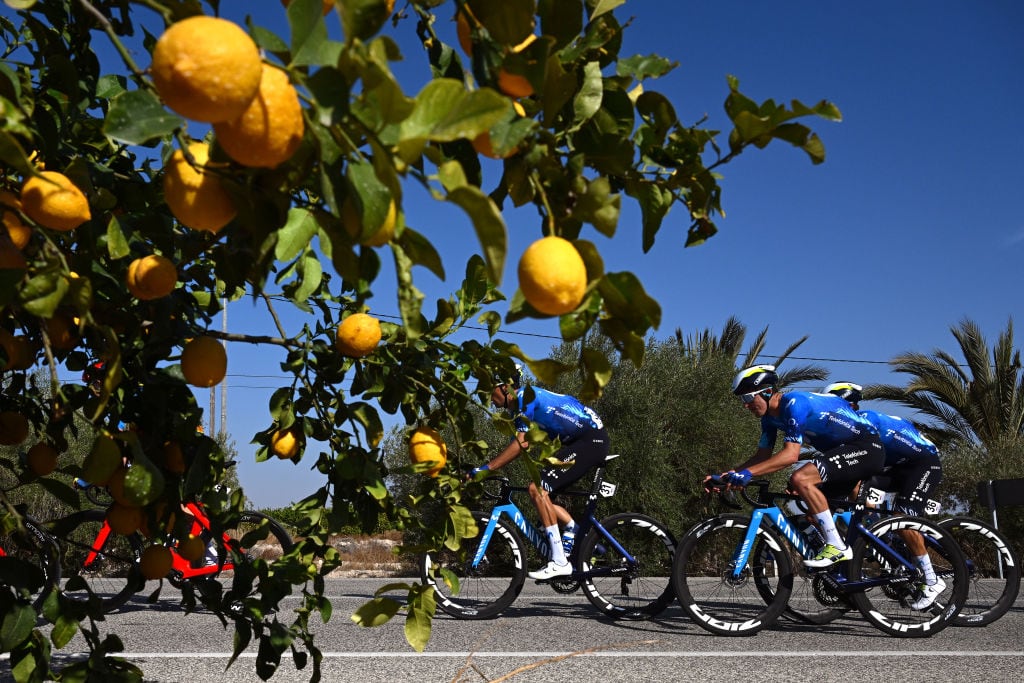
top-left (673, 514), bottom-right (793, 636)
top-left (578, 512), bottom-right (676, 619)
top-left (939, 516), bottom-right (1021, 627)
top-left (0, 517), bottom-right (61, 609)
top-left (224, 511), bottom-right (295, 563)
top-left (848, 515), bottom-right (968, 637)
top-left (420, 511), bottom-right (527, 620)
top-left (752, 535), bottom-right (850, 625)
top-left (52, 509), bottom-right (143, 613)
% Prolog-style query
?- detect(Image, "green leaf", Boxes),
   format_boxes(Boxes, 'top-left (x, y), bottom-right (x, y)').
top-left (598, 271), bottom-right (661, 332)
top-left (446, 186), bottom-right (507, 284)
top-left (288, 0), bottom-right (344, 67)
top-left (404, 585), bottom-right (435, 652)
top-left (616, 54), bottom-right (677, 81)
top-left (351, 596), bottom-right (402, 627)
top-left (570, 61), bottom-right (603, 132)
top-left (103, 90), bottom-right (182, 146)
top-left (276, 208), bottom-right (320, 262)
top-left (105, 215), bottom-right (130, 260)
top-left (20, 272), bottom-right (68, 318)
top-left (589, 0), bottom-right (625, 21)
top-left (399, 80), bottom-right (508, 144)
top-left (51, 614), bottom-right (79, 649)
top-left (339, 0), bottom-right (395, 42)
top-left (0, 602), bottom-right (34, 651)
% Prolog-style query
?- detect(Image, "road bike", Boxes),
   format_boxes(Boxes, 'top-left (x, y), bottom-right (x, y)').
top-left (777, 484), bottom-right (1020, 628)
top-left (49, 488), bottom-right (294, 613)
top-left (672, 477), bottom-right (969, 637)
top-left (420, 453), bottom-right (677, 620)
top-left (0, 511), bottom-right (61, 609)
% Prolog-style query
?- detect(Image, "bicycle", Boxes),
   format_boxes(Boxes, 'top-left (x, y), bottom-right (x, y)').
top-left (49, 489), bottom-right (294, 613)
top-left (672, 477), bottom-right (969, 637)
top-left (420, 453), bottom-right (677, 620)
top-left (0, 511), bottom-right (61, 609)
top-left (778, 485), bottom-right (1021, 628)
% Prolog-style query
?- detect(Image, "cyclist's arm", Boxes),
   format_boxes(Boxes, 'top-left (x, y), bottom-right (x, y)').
top-left (483, 432), bottom-right (529, 471)
top-left (746, 441), bottom-right (802, 476)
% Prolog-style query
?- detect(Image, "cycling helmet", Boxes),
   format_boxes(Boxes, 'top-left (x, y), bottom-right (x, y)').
top-left (492, 363), bottom-right (522, 390)
top-left (732, 364), bottom-right (778, 396)
top-left (823, 381), bottom-right (863, 404)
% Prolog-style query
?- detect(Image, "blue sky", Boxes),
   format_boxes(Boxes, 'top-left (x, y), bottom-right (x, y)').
top-left (12, 1), bottom-right (1023, 507)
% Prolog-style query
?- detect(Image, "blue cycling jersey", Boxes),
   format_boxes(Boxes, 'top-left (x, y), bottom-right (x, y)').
top-left (857, 409), bottom-right (938, 465)
top-left (514, 387), bottom-right (604, 440)
top-left (759, 391), bottom-right (878, 452)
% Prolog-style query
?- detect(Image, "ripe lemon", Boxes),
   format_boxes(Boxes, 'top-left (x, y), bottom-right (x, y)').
top-left (0, 190), bottom-right (30, 248)
top-left (213, 64), bottom-right (304, 169)
top-left (106, 502), bottom-right (143, 536)
top-left (20, 171), bottom-right (91, 232)
top-left (280, 0), bottom-right (335, 17)
top-left (455, 7), bottom-right (474, 56)
top-left (342, 198), bottom-right (396, 247)
top-left (408, 426), bottom-right (447, 477)
top-left (161, 441), bottom-right (186, 474)
top-left (106, 466), bottom-right (133, 506)
top-left (82, 433), bottom-right (123, 486)
top-left (270, 427), bottom-right (302, 460)
top-left (181, 335), bottom-right (227, 387)
top-left (139, 545), bottom-right (174, 580)
top-left (163, 142), bottom-right (237, 233)
top-left (150, 16), bottom-right (262, 123)
top-left (0, 411), bottom-right (29, 445)
top-left (177, 534), bottom-right (205, 562)
top-left (0, 239), bottom-right (26, 271)
top-left (336, 313), bottom-right (382, 358)
top-left (26, 442), bottom-right (59, 476)
top-left (126, 254), bottom-right (178, 300)
top-left (497, 34), bottom-right (537, 98)
top-left (517, 236), bottom-right (588, 316)
top-left (0, 329), bottom-right (33, 371)
top-left (44, 312), bottom-right (79, 351)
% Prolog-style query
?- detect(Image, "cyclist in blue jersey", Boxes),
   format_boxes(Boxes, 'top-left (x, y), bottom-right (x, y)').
top-left (471, 367), bottom-right (610, 580)
top-left (714, 365), bottom-right (886, 568)
top-left (824, 381), bottom-right (946, 609)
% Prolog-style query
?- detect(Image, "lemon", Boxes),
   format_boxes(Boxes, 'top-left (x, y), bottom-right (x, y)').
top-left (150, 16), bottom-right (262, 123)
top-left (161, 441), bottom-right (186, 474)
top-left (0, 329), bottom-right (33, 371)
top-left (20, 171), bottom-right (91, 232)
top-left (270, 427), bottom-right (302, 460)
top-left (497, 34), bottom-right (538, 98)
top-left (44, 312), bottom-right (79, 351)
top-left (213, 64), bottom-right (305, 169)
top-left (0, 411), bottom-right (29, 445)
top-left (26, 442), bottom-right (59, 476)
top-left (177, 534), bottom-right (205, 562)
top-left (336, 313), bottom-right (382, 358)
top-left (181, 335), bottom-right (227, 387)
top-left (126, 254), bottom-right (178, 300)
top-left (342, 198), bottom-right (396, 247)
top-left (163, 142), bottom-right (237, 233)
top-left (82, 433), bottom-right (123, 486)
top-left (106, 466), bottom-right (133, 506)
top-left (517, 236), bottom-right (588, 315)
top-left (0, 239), bottom-right (26, 271)
top-left (0, 190), bottom-right (31, 248)
top-left (408, 426), bottom-right (447, 477)
top-left (455, 7), bottom-right (474, 56)
top-left (139, 545), bottom-right (173, 580)
top-left (106, 502), bottom-right (143, 536)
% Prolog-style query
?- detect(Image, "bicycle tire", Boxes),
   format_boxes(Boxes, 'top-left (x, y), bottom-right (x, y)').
top-left (672, 513), bottom-right (793, 636)
top-left (848, 515), bottom-right (968, 637)
top-left (752, 535), bottom-right (850, 625)
top-left (938, 516), bottom-right (1021, 627)
top-left (0, 516), bottom-right (61, 610)
top-left (222, 511), bottom-right (295, 564)
top-left (52, 509), bottom-right (143, 613)
top-left (420, 511), bottom-right (527, 620)
top-left (578, 512), bottom-right (676, 619)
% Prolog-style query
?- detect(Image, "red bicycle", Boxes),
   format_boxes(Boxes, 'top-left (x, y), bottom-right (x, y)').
top-left (50, 491), bottom-right (293, 613)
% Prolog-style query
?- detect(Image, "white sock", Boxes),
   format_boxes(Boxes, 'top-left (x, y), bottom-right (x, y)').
top-left (564, 520), bottom-right (578, 535)
top-left (546, 524), bottom-right (567, 565)
top-left (814, 510), bottom-right (845, 549)
top-left (916, 554), bottom-right (937, 584)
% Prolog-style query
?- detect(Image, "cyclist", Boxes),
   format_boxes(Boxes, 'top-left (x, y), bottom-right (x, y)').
top-left (824, 381), bottom-right (945, 609)
top-left (716, 365), bottom-right (885, 568)
top-left (472, 367), bottom-right (609, 580)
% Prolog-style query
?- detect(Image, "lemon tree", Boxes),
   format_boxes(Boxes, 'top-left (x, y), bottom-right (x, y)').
top-left (0, 0), bottom-right (840, 677)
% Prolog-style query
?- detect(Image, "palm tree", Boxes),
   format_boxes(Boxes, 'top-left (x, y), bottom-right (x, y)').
top-left (866, 318), bottom-right (1024, 450)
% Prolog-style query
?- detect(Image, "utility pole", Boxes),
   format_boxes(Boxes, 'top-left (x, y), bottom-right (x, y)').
top-left (220, 298), bottom-right (227, 437)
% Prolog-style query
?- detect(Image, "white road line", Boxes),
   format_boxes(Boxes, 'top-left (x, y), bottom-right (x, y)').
top-left (94, 651), bottom-right (1024, 659)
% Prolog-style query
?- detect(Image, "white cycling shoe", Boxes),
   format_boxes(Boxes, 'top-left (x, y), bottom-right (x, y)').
top-left (528, 561), bottom-right (572, 580)
top-left (908, 578), bottom-right (946, 610)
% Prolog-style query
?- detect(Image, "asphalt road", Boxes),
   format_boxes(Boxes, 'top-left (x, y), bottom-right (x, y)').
top-left (5, 578), bottom-right (1023, 682)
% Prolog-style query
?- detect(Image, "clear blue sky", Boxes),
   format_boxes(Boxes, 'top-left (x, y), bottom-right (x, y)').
top-left (15, 1), bottom-right (1023, 507)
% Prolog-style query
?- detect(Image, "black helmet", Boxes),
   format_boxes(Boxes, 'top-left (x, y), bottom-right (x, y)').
top-left (732, 364), bottom-right (778, 396)
top-left (493, 363), bottom-right (522, 390)
top-left (823, 381), bottom-right (863, 404)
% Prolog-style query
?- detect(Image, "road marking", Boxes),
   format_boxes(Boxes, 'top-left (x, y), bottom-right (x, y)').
top-left (93, 650), bottom-right (1024, 659)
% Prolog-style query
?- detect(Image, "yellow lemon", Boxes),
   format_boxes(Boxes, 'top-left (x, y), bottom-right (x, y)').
top-left (213, 64), bottom-right (305, 169)
top-left (517, 236), bottom-right (588, 316)
top-left (106, 502), bottom-right (144, 536)
top-left (177, 534), bottom-right (205, 562)
top-left (82, 433), bottom-right (123, 486)
top-left (26, 442), bottom-right (59, 477)
top-left (342, 198), bottom-right (396, 247)
top-left (408, 426), bottom-right (447, 477)
top-left (126, 254), bottom-right (178, 300)
top-left (270, 427), bottom-right (302, 460)
top-left (139, 545), bottom-right (173, 580)
top-left (161, 441), bottom-right (186, 474)
top-left (150, 16), bottom-right (263, 123)
top-left (0, 191), bottom-right (31, 248)
top-left (44, 312), bottom-right (79, 351)
top-left (181, 335), bottom-right (227, 387)
top-left (163, 142), bottom-right (237, 233)
top-left (336, 313), bottom-right (382, 358)
top-left (0, 329), bottom-right (33, 371)
top-left (20, 171), bottom-right (91, 232)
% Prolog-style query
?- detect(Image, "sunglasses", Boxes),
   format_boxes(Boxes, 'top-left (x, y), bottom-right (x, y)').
top-left (739, 390), bottom-right (765, 405)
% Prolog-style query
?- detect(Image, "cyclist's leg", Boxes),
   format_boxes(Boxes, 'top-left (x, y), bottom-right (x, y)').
top-left (887, 457), bottom-right (944, 608)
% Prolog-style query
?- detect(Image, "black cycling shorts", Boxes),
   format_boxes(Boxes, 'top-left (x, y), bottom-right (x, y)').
top-left (811, 434), bottom-right (885, 490)
top-left (540, 427), bottom-right (610, 493)
top-left (865, 455), bottom-right (943, 516)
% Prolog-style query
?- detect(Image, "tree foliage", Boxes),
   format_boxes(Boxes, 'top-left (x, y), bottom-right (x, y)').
top-left (0, 0), bottom-right (842, 678)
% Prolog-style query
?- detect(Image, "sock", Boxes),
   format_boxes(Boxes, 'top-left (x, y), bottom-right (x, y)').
top-left (814, 510), bottom-right (846, 549)
top-left (546, 524), bottom-right (567, 565)
top-left (564, 520), bottom-right (579, 535)
top-left (916, 554), bottom-right (937, 585)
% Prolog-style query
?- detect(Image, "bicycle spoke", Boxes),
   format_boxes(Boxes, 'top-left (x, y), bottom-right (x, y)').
top-left (939, 517), bottom-right (1021, 627)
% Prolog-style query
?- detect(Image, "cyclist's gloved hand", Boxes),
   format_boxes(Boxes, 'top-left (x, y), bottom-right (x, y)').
top-left (723, 469), bottom-right (752, 486)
